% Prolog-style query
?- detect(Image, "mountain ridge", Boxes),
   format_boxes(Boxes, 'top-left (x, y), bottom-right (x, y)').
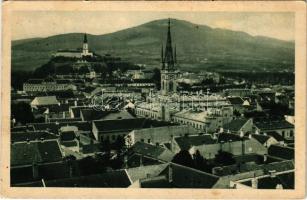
top-left (12, 18), bottom-right (294, 72)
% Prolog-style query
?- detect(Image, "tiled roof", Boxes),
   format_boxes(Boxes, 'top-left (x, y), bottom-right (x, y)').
top-left (131, 142), bottom-right (174, 162)
top-left (26, 79), bottom-right (43, 84)
top-left (223, 118), bottom-right (249, 132)
top-left (93, 118), bottom-right (172, 133)
top-left (31, 96), bottom-right (59, 106)
top-left (30, 123), bottom-right (60, 134)
top-left (38, 170), bottom-right (131, 187)
top-left (61, 140), bottom-right (78, 147)
top-left (257, 172), bottom-right (294, 189)
top-left (268, 145), bottom-right (294, 160)
top-left (11, 140), bottom-right (63, 166)
top-left (140, 176), bottom-right (173, 188)
top-left (56, 79), bottom-right (71, 84)
top-left (126, 163), bottom-right (169, 183)
top-left (254, 120), bottom-right (294, 130)
top-left (80, 109), bottom-right (109, 121)
top-left (49, 118), bottom-right (82, 123)
top-left (266, 131), bottom-right (285, 141)
top-left (227, 97), bottom-right (244, 105)
top-left (251, 134), bottom-right (271, 144)
top-left (11, 125), bottom-right (35, 132)
top-left (60, 131), bottom-right (76, 141)
top-left (82, 144), bottom-right (101, 154)
top-left (166, 163), bottom-right (220, 188)
top-left (175, 135), bottom-right (217, 150)
top-left (11, 131), bottom-right (58, 143)
top-left (217, 133), bottom-right (246, 143)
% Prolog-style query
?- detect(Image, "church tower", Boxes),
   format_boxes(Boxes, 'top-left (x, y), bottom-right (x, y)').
top-left (161, 19), bottom-right (178, 95)
top-left (82, 33), bottom-right (89, 55)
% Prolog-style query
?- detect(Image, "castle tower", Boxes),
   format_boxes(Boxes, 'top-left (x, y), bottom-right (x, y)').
top-left (161, 19), bottom-right (178, 95)
top-left (82, 33), bottom-right (89, 55)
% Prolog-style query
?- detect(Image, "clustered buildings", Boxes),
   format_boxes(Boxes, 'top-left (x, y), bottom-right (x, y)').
top-left (11, 19), bottom-right (295, 189)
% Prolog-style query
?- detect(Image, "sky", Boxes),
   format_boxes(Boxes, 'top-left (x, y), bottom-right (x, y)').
top-left (11, 11), bottom-right (294, 41)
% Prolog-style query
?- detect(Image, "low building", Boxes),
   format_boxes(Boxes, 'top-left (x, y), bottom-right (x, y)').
top-left (223, 118), bottom-right (253, 135)
top-left (171, 133), bottom-right (268, 159)
top-left (254, 120), bottom-right (294, 140)
top-left (92, 118), bottom-right (175, 142)
top-left (172, 106), bottom-right (233, 133)
top-left (31, 96), bottom-right (60, 107)
top-left (23, 79), bottom-right (77, 92)
top-left (125, 125), bottom-right (197, 148)
top-left (129, 141), bottom-right (175, 163)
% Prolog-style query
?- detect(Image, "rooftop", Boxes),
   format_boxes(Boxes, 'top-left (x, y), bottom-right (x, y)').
top-left (254, 120), bottom-right (294, 130)
top-left (11, 140), bottom-right (63, 166)
top-left (223, 118), bottom-right (250, 132)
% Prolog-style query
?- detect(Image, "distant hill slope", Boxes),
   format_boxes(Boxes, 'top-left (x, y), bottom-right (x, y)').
top-left (12, 18), bottom-right (294, 72)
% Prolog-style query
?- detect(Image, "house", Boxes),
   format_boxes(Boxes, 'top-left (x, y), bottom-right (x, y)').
top-left (11, 140), bottom-right (63, 167)
top-left (131, 162), bottom-right (225, 188)
top-left (92, 118), bottom-right (175, 142)
top-left (11, 131), bottom-right (58, 143)
top-left (126, 163), bottom-right (169, 184)
top-left (59, 130), bottom-right (79, 152)
top-left (80, 109), bottom-right (135, 121)
top-left (129, 141), bottom-right (175, 163)
top-left (15, 170), bottom-right (132, 188)
top-left (23, 79), bottom-right (76, 92)
top-left (171, 133), bottom-right (267, 159)
top-left (254, 120), bottom-right (294, 139)
top-left (223, 118), bottom-right (253, 135)
top-left (251, 134), bottom-right (278, 148)
top-left (232, 171), bottom-right (294, 189)
top-left (227, 96), bottom-right (246, 113)
top-left (172, 106), bottom-right (233, 133)
top-left (268, 144), bottom-right (294, 160)
top-left (125, 125), bottom-right (197, 148)
top-left (31, 96), bottom-right (59, 107)
top-left (266, 131), bottom-right (285, 145)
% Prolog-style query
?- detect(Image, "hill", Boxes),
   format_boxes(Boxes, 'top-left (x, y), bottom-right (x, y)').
top-left (12, 18), bottom-right (294, 72)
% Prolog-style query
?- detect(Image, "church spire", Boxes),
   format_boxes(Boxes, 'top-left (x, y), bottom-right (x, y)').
top-left (174, 45), bottom-right (177, 64)
top-left (83, 33), bottom-right (88, 43)
top-left (161, 44), bottom-right (165, 69)
top-left (163, 18), bottom-right (175, 70)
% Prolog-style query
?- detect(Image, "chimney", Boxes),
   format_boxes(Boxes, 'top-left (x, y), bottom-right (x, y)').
top-left (240, 130), bottom-right (244, 138)
top-left (69, 164), bottom-right (73, 178)
top-left (168, 165), bottom-right (173, 183)
top-left (123, 154), bottom-right (128, 169)
top-left (140, 155), bottom-right (143, 166)
top-left (269, 170), bottom-right (277, 178)
top-left (32, 162), bottom-right (39, 180)
top-left (276, 184), bottom-right (283, 189)
top-left (251, 178), bottom-right (258, 189)
top-left (263, 154), bottom-right (267, 162)
top-left (248, 134), bottom-right (252, 139)
top-left (219, 127), bottom-right (224, 133)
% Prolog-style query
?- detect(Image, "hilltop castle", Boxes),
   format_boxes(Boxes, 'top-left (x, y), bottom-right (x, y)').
top-left (54, 33), bottom-right (93, 58)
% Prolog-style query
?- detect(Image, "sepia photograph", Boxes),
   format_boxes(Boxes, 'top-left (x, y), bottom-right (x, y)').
top-left (1, 1), bottom-right (306, 199)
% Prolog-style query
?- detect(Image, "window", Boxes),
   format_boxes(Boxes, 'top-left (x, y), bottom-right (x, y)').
top-left (148, 139), bottom-right (151, 143)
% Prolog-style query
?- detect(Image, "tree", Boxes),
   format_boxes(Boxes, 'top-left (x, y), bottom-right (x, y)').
top-left (152, 68), bottom-right (161, 90)
top-left (193, 150), bottom-right (213, 173)
top-left (11, 102), bottom-right (34, 124)
top-left (214, 150), bottom-right (236, 166)
top-left (114, 136), bottom-right (125, 151)
top-left (172, 150), bottom-right (194, 168)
